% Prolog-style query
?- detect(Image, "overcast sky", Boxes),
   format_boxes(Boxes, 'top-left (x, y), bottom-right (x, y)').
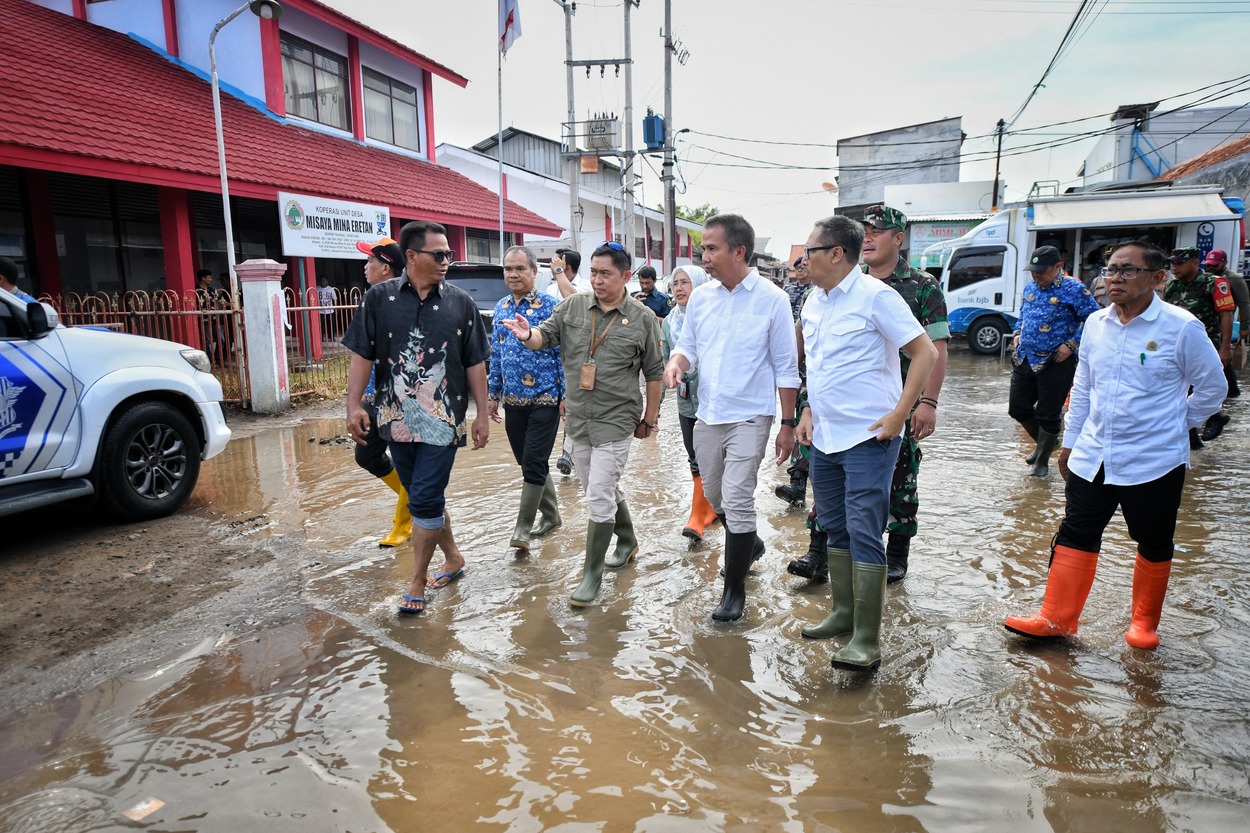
top-left (321, 0), bottom-right (1250, 257)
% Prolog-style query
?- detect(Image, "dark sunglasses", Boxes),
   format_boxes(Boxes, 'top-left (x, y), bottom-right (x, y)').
top-left (412, 249), bottom-right (457, 264)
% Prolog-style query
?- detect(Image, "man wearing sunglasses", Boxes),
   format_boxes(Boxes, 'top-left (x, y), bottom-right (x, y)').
top-left (663, 213), bottom-right (801, 624)
top-left (503, 240), bottom-right (664, 608)
top-left (344, 221), bottom-right (491, 616)
top-left (1164, 247), bottom-right (1236, 444)
top-left (795, 215), bottom-right (936, 672)
top-left (1005, 241), bottom-right (1224, 651)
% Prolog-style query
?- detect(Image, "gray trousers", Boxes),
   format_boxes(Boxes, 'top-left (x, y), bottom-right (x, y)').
top-left (569, 436), bottom-right (633, 523)
top-left (693, 417), bottom-right (773, 534)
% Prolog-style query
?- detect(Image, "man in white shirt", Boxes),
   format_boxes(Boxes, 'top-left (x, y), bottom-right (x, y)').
top-left (1005, 241), bottom-right (1225, 651)
top-left (664, 213), bottom-right (801, 622)
top-left (796, 215), bottom-right (937, 672)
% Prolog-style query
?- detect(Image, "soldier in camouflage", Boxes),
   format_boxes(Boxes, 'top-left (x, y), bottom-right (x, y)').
top-left (1164, 247), bottom-right (1235, 444)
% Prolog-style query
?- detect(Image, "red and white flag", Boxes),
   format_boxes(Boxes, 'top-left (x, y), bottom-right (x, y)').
top-left (499, 0), bottom-right (522, 55)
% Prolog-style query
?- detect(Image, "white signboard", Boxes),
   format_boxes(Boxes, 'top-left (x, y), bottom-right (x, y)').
top-left (278, 192), bottom-right (390, 259)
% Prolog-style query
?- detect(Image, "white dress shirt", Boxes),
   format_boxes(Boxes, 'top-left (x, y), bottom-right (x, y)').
top-left (673, 268), bottom-right (801, 424)
top-left (545, 274), bottom-right (591, 300)
top-left (801, 269), bottom-right (924, 454)
top-left (1064, 295), bottom-right (1225, 485)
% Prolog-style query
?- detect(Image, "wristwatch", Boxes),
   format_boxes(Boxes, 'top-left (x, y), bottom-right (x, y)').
top-left (780, 417), bottom-right (798, 428)
top-left (553, 267), bottom-right (564, 274)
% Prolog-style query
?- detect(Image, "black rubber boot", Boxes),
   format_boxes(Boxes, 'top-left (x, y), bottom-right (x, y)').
top-left (712, 530), bottom-right (755, 622)
top-left (717, 516), bottom-right (764, 577)
top-left (787, 529), bottom-right (829, 582)
top-left (774, 464), bottom-right (808, 505)
top-left (1189, 428), bottom-right (1205, 450)
top-left (886, 533), bottom-right (910, 584)
top-left (1028, 429), bottom-right (1059, 477)
top-left (1201, 411), bottom-right (1230, 442)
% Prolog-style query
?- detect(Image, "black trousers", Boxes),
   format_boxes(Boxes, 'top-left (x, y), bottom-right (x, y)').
top-left (1055, 464), bottom-right (1186, 562)
top-left (1009, 354), bottom-right (1078, 436)
top-left (679, 413), bottom-right (700, 476)
top-left (354, 400), bottom-right (394, 478)
top-left (1224, 362), bottom-right (1240, 398)
top-left (504, 404), bottom-right (561, 486)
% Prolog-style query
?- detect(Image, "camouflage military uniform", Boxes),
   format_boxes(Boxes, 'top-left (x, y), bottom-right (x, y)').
top-left (872, 255), bottom-right (951, 538)
top-left (1163, 271), bottom-right (1235, 347)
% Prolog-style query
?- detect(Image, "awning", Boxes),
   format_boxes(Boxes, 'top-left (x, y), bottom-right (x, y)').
top-left (1029, 192), bottom-right (1237, 230)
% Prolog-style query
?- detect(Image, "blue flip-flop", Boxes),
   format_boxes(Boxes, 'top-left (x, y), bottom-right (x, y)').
top-left (397, 594), bottom-right (426, 615)
top-left (428, 568), bottom-right (465, 589)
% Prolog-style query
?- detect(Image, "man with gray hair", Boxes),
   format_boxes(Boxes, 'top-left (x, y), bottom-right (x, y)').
top-left (797, 214), bottom-right (937, 671)
top-left (664, 213), bottom-right (801, 623)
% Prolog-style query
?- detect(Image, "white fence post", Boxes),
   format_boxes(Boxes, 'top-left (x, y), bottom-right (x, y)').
top-left (236, 258), bottom-right (291, 414)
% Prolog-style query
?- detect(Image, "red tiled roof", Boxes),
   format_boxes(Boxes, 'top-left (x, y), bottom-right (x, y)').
top-left (0, 0), bottom-right (561, 237)
top-left (1159, 134), bottom-right (1250, 182)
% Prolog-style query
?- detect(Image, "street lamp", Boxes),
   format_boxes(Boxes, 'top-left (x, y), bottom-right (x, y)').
top-left (210, 0), bottom-right (283, 306)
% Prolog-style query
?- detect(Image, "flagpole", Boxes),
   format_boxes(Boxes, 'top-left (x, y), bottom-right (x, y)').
top-left (497, 45), bottom-right (505, 259)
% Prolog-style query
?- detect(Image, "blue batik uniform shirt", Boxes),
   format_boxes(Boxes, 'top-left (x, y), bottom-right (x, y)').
top-left (1013, 272), bottom-right (1101, 370)
top-left (489, 291), bottom-right (563, 407)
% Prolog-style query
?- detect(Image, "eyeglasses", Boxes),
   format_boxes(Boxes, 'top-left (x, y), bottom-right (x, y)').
top-left (412, 249), bottom-right (456, 263)
top-left (1102, 265), bottom-right (1158, 280)
top-left (599, 241), bottom-right (625, 252)
top-left (804, 244), bottom-right (841, 259)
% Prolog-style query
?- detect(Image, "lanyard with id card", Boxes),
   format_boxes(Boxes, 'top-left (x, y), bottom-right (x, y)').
top-left (581, 307), bottom-right (618, 390)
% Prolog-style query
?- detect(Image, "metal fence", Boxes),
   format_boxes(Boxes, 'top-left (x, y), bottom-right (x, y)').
top-left (40, 290), bottom-right (248, 403)
top-left (281, 286), bottom-right (361, 400)
top-left (39, 287), bottom-right (363, 407)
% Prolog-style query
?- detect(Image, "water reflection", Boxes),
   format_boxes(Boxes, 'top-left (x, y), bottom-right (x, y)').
top-left (2, 350), bottom-right (1249, 831)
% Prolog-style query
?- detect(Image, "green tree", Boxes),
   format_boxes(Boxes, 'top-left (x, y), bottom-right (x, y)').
top-left (656, 202), bottom-right (716, 246)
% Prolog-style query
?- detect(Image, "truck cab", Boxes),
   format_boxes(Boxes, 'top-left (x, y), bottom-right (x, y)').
top-left (933, 185), bottom-right (1245, 355)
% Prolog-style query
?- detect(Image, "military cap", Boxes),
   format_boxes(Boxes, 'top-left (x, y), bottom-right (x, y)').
top-left (1169, 247), bottom-right (1200, 263)
top-left (1025, 245), bottom-right (1063, 272)
top-left (862, 204), bottom-right (907, 232)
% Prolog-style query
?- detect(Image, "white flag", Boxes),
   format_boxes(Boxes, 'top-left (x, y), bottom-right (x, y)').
top-left (499, 0), bottom-right (522, 55)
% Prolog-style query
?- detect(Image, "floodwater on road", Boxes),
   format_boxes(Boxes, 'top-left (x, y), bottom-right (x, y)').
top-left (2, 348), bottom-right (1249, 832)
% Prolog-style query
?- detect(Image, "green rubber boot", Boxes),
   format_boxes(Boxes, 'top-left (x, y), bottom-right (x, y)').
top-left (831, 561), bottom-right (888, 671)
top-left (606, 500), bottom-right (639, 568)
top-left (509, 482), bottom-right (545, 553)
top-left (570, 520), bottom-right (616, 607)
top-left (801, 547), bottom-right (854, 639)
top-left (531, 475), bottom-right (562, 537)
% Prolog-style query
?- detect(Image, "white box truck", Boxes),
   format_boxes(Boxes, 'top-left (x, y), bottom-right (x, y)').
top-left (927, 185), bottom-right (1246, 354)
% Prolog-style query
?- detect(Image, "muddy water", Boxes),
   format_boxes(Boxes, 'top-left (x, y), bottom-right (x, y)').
top-left (2, 349), bottom-right (1249, 832)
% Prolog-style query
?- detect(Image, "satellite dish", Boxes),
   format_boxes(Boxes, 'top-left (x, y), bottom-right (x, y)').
top-left (821, 181), bottom-right (839, 194)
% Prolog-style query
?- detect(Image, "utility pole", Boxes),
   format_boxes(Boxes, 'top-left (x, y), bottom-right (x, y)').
top-left (991, 118), bottom-right (1005, 213)
top-left (662, 0), bottom-right (676, 274)
top-left (622, 0), bottom-right (636, 262)
top-left (558, 1), bottom-right (579, 251)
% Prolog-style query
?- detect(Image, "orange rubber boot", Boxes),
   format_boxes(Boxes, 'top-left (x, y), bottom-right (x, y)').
top-left (682, 475), bottom-right (713, 541)
top-left (1125, 555), bottom-right (1172, 650)
top-left (1005, 545), bottom-right (1099, 639)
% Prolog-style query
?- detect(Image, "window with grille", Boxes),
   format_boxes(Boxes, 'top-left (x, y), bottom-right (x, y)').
top-left (363, 68), bottom-right (420, 152)
top-left (281, 33), bottom-right (349, 131)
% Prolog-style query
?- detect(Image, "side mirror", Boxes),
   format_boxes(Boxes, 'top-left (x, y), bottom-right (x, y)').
top-left (26, 301), bottom-right (50, 337)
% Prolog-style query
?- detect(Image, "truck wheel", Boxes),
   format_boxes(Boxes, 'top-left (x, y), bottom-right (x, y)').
top-left (99, 402), bottom-right (203, 521)
top-left (968, 318), bottom-right (1008, 355)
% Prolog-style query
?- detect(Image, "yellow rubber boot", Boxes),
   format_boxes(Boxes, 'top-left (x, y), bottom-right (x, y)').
top-left (379, 469), bottom-right (413, 548)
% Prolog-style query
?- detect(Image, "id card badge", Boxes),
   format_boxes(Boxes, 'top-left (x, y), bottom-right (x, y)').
top-left (579, 362), bottom-right (597, 390)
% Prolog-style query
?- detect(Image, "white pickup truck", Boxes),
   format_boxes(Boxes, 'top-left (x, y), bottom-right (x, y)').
top-left (0, 287), bottom-right (231, 520)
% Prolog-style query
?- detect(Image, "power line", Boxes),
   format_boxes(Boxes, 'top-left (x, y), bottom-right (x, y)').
top-left (1006, 0), bottom-right (1093, 127)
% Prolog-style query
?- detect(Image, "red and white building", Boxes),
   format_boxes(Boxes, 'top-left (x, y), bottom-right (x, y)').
top-left (0, 0), bottom-right (561, 299)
